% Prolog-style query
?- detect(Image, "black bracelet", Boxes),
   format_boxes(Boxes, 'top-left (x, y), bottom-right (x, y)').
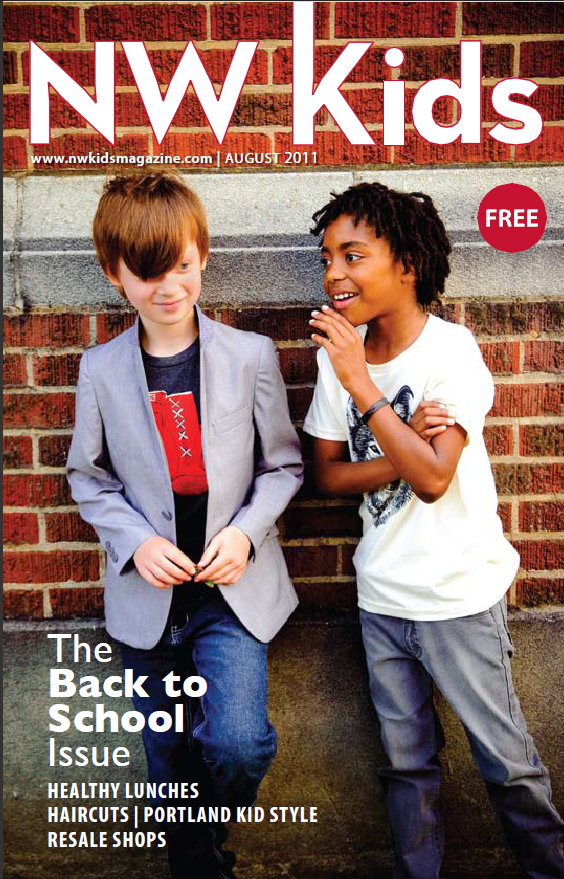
top-left (361, 396), bottom-right (390, 423)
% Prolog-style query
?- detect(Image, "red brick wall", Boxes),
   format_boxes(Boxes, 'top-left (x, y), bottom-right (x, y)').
top-left (3, 1), bottom-right (564, 170)
top-left (3, 301), bottom-right (563, 619)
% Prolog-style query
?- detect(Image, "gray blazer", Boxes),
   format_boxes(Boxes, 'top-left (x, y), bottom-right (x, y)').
top-left (66, 305), bottom-right (303, 648)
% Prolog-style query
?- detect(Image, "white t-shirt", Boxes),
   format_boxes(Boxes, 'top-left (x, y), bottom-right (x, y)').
top-left (303, 315), bottom-right (520, 621)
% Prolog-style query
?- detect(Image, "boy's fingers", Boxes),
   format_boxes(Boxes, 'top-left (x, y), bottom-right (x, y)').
top-left (166, 548), bottom-right (196, 576)
top-left (158, 555), bottom-right (192, 579)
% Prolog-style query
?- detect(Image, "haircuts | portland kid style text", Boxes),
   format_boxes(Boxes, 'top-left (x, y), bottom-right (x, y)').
top-left (93, 171), bottom-right (209, 294)
top-left (311, 182), bottom-right (452, 306)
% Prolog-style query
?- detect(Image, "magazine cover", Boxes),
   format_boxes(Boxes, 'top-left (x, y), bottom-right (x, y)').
top-left (3, 2), bottom-right (564, 877)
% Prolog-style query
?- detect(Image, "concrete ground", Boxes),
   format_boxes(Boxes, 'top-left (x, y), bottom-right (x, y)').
top-left (4, 613), bottom-right (563, 878)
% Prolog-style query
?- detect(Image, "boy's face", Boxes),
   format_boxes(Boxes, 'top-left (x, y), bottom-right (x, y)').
top-left (108, 240), bottom-right (206, 331)
top-left (321, 215), bottom-right (416, 325)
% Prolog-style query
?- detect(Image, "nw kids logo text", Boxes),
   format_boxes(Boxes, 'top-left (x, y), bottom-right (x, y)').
top-left (30, 1), bottom-right (543, 148)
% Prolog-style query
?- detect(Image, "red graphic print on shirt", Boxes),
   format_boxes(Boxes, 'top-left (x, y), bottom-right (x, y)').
top-left (149, 391), bottom-right (208, 494)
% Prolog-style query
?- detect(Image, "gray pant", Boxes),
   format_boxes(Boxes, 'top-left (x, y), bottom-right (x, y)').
top-left (359, 599), bottom-right (564, 879)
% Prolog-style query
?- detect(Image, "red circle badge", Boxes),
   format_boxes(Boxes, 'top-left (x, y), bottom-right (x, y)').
top-left (477, 183), bottom-right (547, 253)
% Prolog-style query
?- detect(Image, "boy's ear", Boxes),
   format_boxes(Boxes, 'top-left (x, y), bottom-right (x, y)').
top-left (201, 256), bottom-right (208, 271)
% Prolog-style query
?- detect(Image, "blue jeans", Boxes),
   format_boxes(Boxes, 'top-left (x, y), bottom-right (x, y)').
top-left (120, 590), bottom-right (277, 876)
top-left (360, 599), bottom-right (564, 879)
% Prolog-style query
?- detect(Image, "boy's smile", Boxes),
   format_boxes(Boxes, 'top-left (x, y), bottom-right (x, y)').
top-left (321, 215), bottom-right (415, 325)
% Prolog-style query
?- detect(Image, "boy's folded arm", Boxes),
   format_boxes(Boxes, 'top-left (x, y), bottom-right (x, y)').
top-left (361, 395), bottom-right (467, 503)
top-left (229, 338), bottom-right (304, 552)
top-left (313, 438), bottom-right (399, 496)
top-left (66, 353), bottom-right (157, 574)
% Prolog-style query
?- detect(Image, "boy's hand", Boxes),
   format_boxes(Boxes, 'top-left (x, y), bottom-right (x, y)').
top-left (194, 526), bottom-right (251, 586)
top-left (309, 305), bottom-right (371, 396)
top-left (133, 535), bottom-right (195, 588)
top-left (409, 400), bottom-right (457, 443)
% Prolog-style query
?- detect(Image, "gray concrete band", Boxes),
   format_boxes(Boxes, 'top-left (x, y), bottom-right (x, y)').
top-left (3, 168), bottom-right (564, 307)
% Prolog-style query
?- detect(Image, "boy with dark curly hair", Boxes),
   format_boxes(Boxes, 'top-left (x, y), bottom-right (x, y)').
top-left (303, 182), bottom-right (564, 879)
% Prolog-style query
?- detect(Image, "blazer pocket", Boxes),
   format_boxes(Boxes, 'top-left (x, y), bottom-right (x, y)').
top-left (213, 403), bottom-right (253, 435)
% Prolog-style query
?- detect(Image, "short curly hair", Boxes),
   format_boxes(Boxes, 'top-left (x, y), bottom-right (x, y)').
top-left (311, 182), bottom-right (451, 305)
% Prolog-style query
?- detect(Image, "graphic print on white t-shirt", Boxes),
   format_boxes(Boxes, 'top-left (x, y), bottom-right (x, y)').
top-left (347, 384), bottom-right (414, 527)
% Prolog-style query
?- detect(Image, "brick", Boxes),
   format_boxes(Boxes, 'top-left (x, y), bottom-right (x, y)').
top-left (492, 463), bottom-right (564, 495)
top-left (3, 513), bottom-right (39, 546)
top-left (122, 91), bottom-right (295, 133)
top-left (3, 93), bottom-right (29, 130)
top-left (4, 313), bottom-right (89, 348)
top-left (483, 84), bottom-right (564, 124)
top-left (497, 502), bottom-right (512, 532)
top-left (3, 435), bottom-right (33, 470)
top-left (394, 130), bottom-right (510, 164)
top-left (3, 136), bottom-right (27, 170)
top-left (33, 353), bottom-right (81, 387)
top-left (22, 47), bottom-right (265, 90)
top-left (515, 578), bottom-right (564, 607)
top-left (463, 3), bottom-right (564, 35)
top-left (212, 3), bottom-right (329, 40)
top-left (3, 5), bottom-right (80, 42)
top-left (4, 392), bottom-right (76, 429)
top-left (3, 589), bottom-right (44, 620)
top-left (524, 341), bottom-right (564, 374)
top-left (3, 92), bottom-right (86, 130)
top-left (335, 3), bottom-right (456, 38)
top-left (520, 425), bottom-right (564, 457)
top-left (4, 354), bottom-right (28, 388)
top-left (520, 41), bottom-right (564, 78)
top-left (344, 89), bottom-right (385, 126)
top-left (287, 386), bottom-right (314, 422)
top-left (161, 132), bottom-right (272, 164)
top-left (115, 48), bottom-right (268, 87)
top-left (341, 543), bottom-right (358, 576)
top-left (283, 505), bottom-right (362, 540)
top-left (514, 126), bottom-right (564, 163)
top-left (294, 580), bottom-right (357, 612)
top-left (278, 347), bottom-right (318, 384)
top-left (273, 45), bottom-right (389, 86)
top-left (4, 550), bottom-right (99, 584)
top-left (398, 44), bottom-right (512, 81)
top-left (50, 586), bottom-right (104, 619)
top-left (405, 90), bottom-right (454, 125)
top-left (3, 474), bottom-right (72, 507)
top-left (479, 342), bottom-right (520, 374)
top-left (33, 133), bottom-right (150, 166)
top-left (96, 311), bottom-right (136, 344)
top-left (22, 49), bottom-right (95, 86)
top-left (490, 383), bottom-right (563, 418)
top-left (275, 131), bottom-right (387, 166)
top-left (86, 4), bottom-right (206, 41)
top-left (484, 425), bottom-right (513, 456)
top-left (512, 539), bottom-right (564, 571)
top-left (218, 307), bottom-right (312, 341)
top-left (465, 301), bottom-right (564, 336)
top-left (231, 93), bottom-right (294, 127)
top-left (38, 434), bottom-right (73, 468)
top-left (4, 51), bottom-right (18, 85)
top-left (282, 544), bottom-right (338, 578)
top-left (45, 512), bottom-right (98, 543)
top-left (427, 301), bottom-right (461, 323)
top-left (519, 501), bottom-right (564, 533)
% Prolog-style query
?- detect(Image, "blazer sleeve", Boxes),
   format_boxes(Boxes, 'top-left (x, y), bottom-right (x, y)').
top-left (230, 337), bottom-right (303, 552)
top-left (66, 350), bottom-right (157, 574)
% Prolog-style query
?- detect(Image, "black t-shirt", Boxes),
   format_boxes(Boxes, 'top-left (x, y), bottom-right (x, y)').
top-left (142, 339), bottom-right (211, 622)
